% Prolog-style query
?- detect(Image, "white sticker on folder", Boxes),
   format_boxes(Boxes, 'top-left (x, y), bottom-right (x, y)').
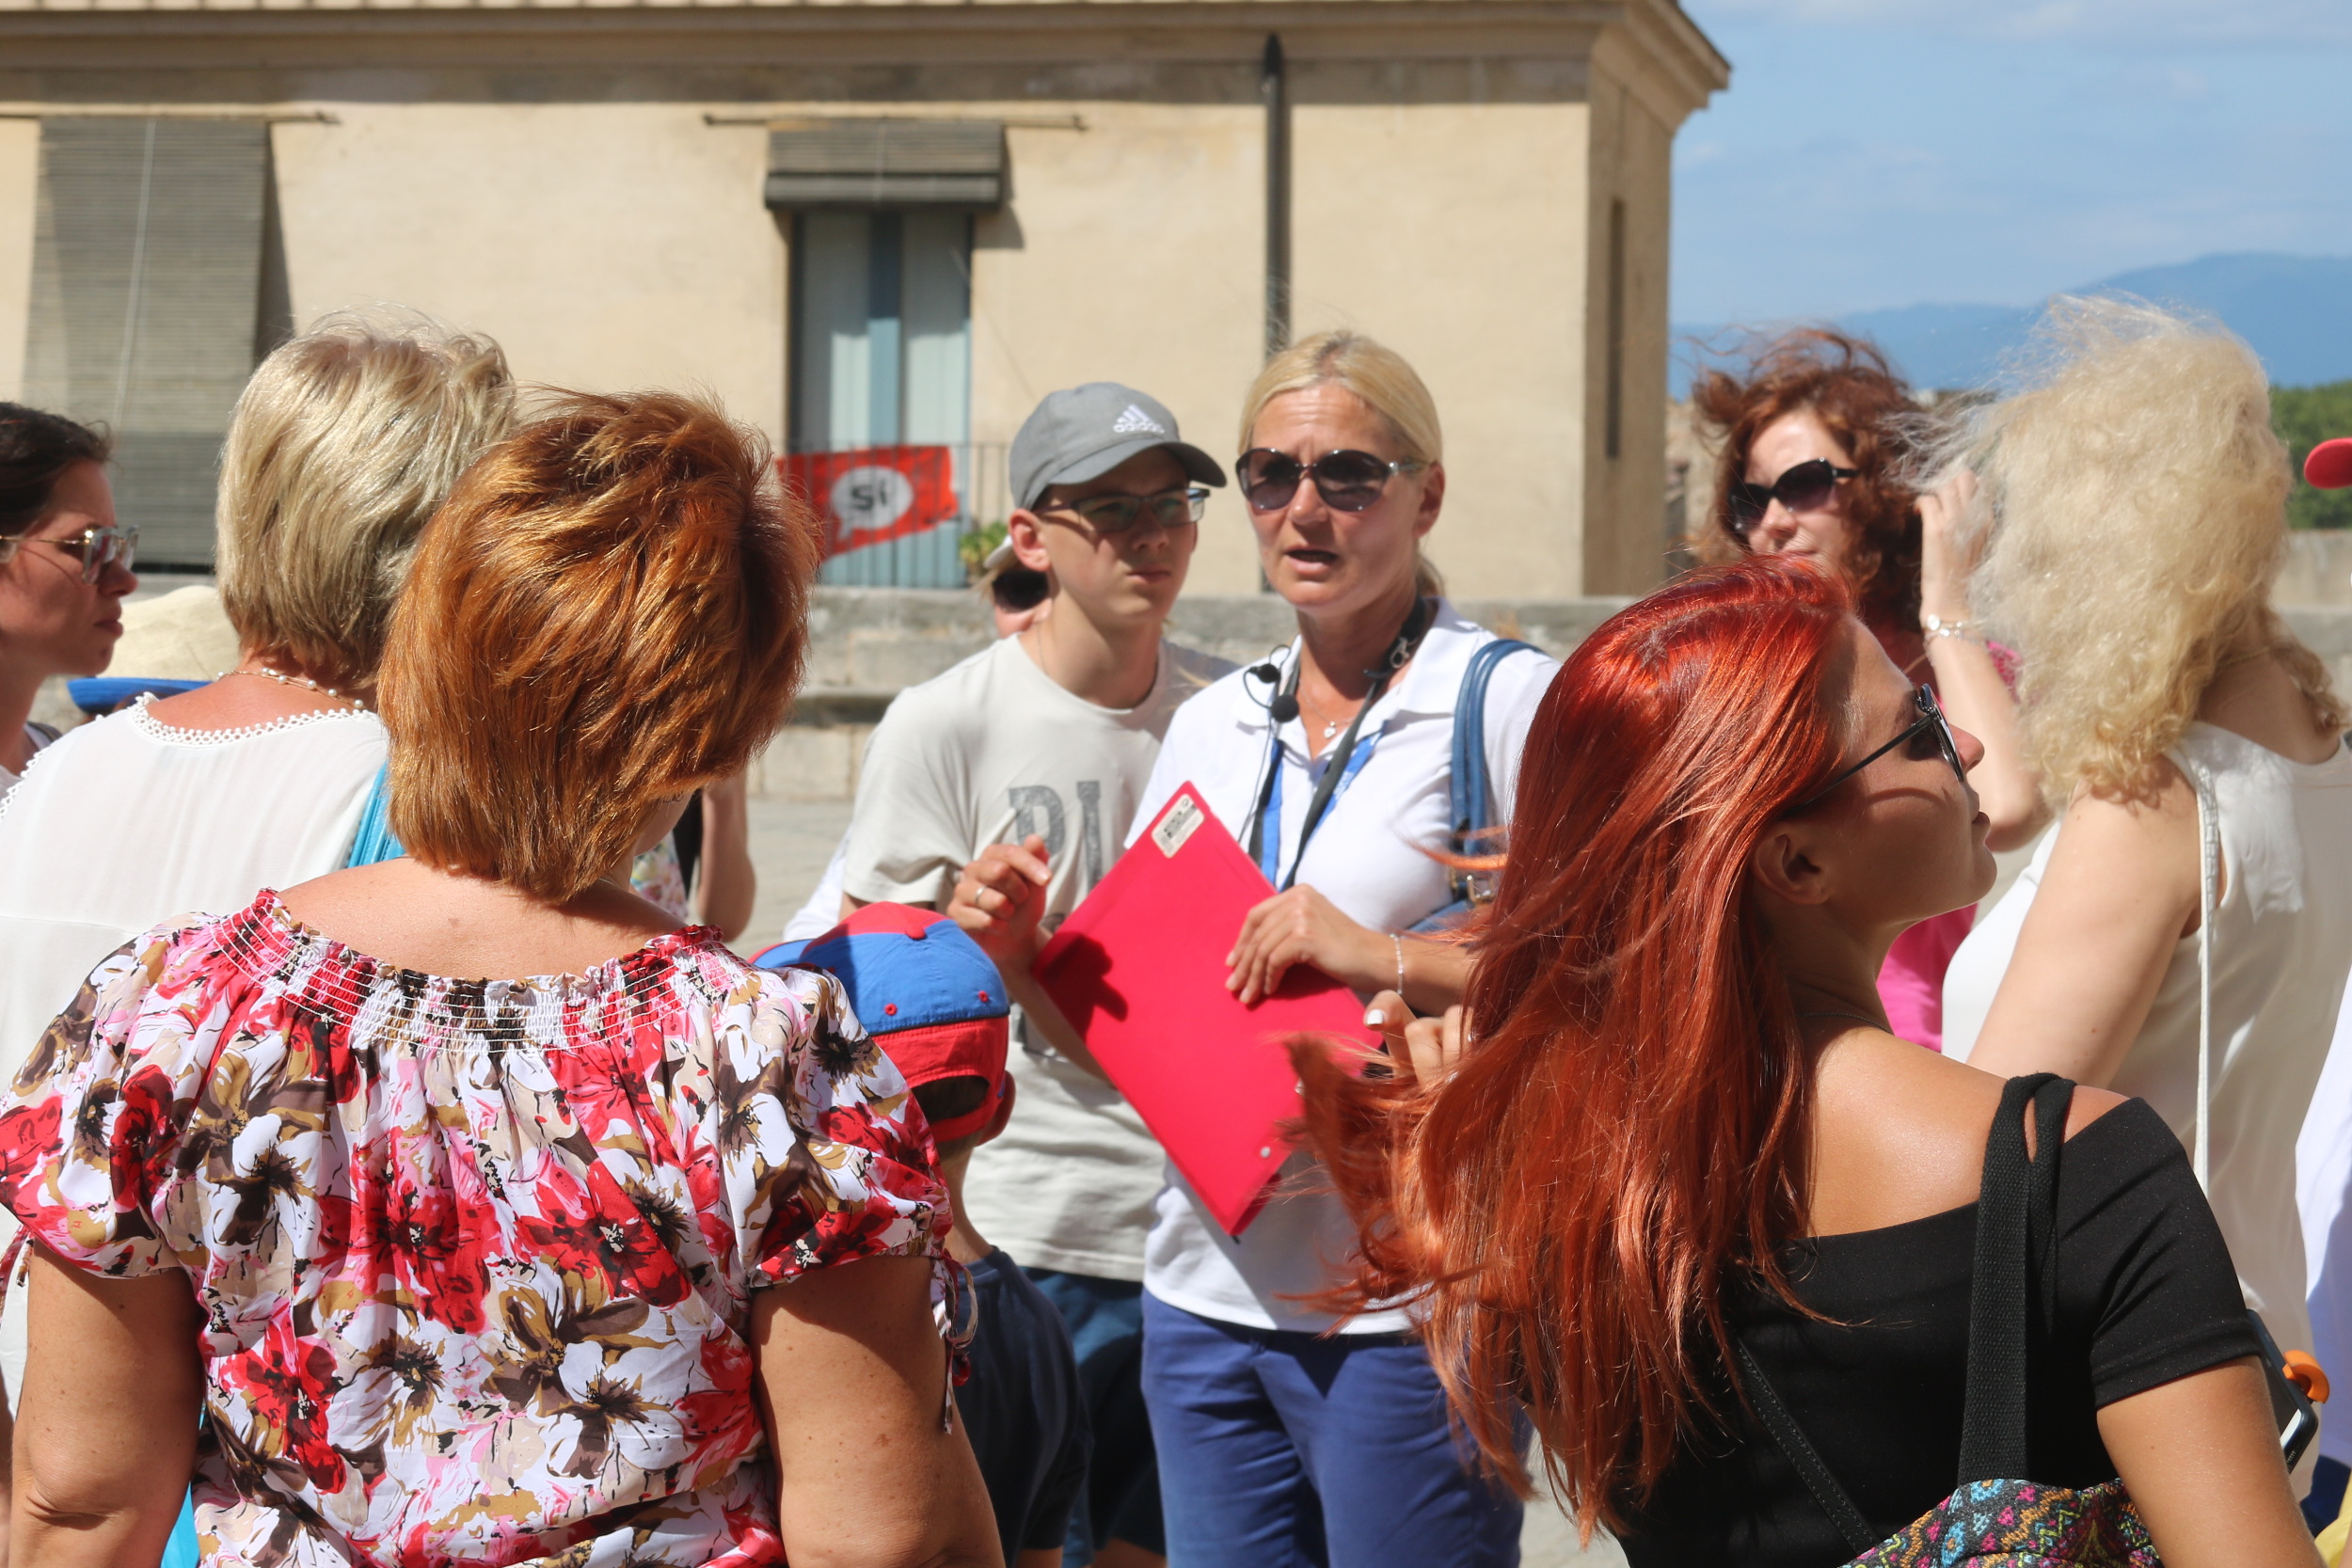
top-left (1152, 795), bottom-right (1206, 858)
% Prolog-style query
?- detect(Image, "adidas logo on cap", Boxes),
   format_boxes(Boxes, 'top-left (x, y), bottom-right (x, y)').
top-left (1112, 404), bottom-right (1169, 436)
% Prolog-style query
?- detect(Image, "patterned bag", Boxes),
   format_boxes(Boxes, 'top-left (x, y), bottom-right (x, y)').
top-left (1737, 1073), bottom-right (2161, 1566)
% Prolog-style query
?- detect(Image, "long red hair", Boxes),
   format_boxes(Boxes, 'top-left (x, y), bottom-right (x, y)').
top-left (1295, 557), bottom-right (1856, 1532)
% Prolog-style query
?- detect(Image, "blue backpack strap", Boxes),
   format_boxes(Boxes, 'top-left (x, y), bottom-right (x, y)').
top-left (342, 762), bottom-right (405, 868)
top-left (1411, 639), bottom-right (1538, 931)
top-left (1448, 639), bottom-right (1538, 871)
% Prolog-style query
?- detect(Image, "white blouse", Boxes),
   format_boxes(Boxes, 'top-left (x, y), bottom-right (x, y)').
top-left (1125, 601), bottom-right (1557, 1334)
top-left (1946, 722), bottom-right (2352, 1362)
top-left (0, 696), bottom-right (388, 1087)
top-left (0, 697), bottom-right (387, 1406)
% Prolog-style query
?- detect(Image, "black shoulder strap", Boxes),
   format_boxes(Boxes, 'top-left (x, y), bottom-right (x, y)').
top-left (1732, 1071), bottom-right (2074, 1550)
top-left (1956, 1072), bottom-right (2072, 1484)
top-left (1732, 1339), bottom-right (1877, 1555)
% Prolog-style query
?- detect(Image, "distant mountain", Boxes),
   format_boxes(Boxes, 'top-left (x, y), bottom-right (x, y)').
top-left (1672, 253), bottom-right (2352, 395)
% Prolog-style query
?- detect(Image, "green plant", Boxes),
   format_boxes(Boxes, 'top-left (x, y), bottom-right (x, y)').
top-left (2274, 379), bottom-right (2352, 530)
top-left (959, 520), bottom-right (1008, 579)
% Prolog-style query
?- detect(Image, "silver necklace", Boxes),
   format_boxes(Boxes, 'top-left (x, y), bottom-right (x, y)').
top-left (1298, 687), bottom-right (1360, 743)
top-left (217, 664), bottom-right (369, 711)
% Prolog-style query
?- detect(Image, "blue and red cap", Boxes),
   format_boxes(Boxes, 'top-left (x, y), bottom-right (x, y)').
top-left (754, 902), bottom-right (1011, 1144)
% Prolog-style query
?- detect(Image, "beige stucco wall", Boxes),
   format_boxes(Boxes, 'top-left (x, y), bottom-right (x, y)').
top-left (1293, 100), bottom-right (1589, 600)
top-left (272, 103), bottom-right (787, 436)
top-left (1580, 44), bottom-right (1679, 594)
top-left (0, 119), bottom-right (39, 403)
top-left (968, 103), bottom-right (1267, 594)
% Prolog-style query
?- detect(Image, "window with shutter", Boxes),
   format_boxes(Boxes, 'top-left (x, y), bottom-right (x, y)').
top-left (22, 118), bottom-right (273, 570)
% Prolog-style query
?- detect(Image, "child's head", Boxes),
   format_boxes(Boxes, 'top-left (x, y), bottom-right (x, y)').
top-left (755, 903), bottom-right (1013, 1161)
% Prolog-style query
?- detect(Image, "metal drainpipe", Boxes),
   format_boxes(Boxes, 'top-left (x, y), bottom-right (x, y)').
top-left (1262, 33), bottom-right (1291, 358)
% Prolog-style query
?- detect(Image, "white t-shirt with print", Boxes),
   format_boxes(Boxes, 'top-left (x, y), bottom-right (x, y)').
top-left (843, 633), bottom-right (1233, 1279)
top-left (1127, 601), bottom-right (1557, 1334)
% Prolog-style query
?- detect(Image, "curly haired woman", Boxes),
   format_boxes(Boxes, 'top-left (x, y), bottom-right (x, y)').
top-left (1942, 298), bottom-right (2352, 1404)
top-left (1692, 331), bottom-right (2040, 1050)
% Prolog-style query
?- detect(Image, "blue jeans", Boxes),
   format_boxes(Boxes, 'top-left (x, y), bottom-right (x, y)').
top-left (1140, 1291), bottom-right (1522, 1568)
top-left (1025, 1269), bottom-right (1165, 1563)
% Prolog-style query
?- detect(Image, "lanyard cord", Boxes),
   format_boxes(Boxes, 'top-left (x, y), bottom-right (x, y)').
top-left (1247, 596), bottom-right (1436, 889)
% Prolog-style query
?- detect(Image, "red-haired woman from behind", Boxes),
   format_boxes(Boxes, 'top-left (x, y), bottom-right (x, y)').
top-left (1692, 331), bottom-right (2040, 1051)
top-left (0, 392), bottom-right (1001, 1568)
top-left (1298, 559), bottom-right (2316, 1567)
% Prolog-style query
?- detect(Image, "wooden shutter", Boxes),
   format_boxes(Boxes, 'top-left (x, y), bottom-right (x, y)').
top-left (23, 119), bottom-right (270, 568)
top-left (766, 119), bottom-right (1005, 210)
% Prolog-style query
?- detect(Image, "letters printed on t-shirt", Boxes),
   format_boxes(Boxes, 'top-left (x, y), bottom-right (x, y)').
top-left (1007, 782), bottom-right (1105, 890)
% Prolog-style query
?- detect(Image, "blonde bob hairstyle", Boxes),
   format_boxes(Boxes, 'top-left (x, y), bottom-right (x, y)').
top-left (1239, 329), bottom-right (1446, 595)
top-left (1945, 295), bottom-right (2344, 802)
top-left (379, 390), bottom-right (821, 903)
top-left (215, 310), bottom-right (515, 690)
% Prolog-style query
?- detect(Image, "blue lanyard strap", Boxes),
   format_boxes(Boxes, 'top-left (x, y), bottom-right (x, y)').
top-left (1256, 729), bottom-right (1384, 888)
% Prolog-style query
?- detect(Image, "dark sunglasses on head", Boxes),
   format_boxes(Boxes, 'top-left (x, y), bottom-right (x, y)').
top-left (0, 524), bottom-right (137, 582)
top-left (1236, 448), bottom-right (1424, 514)
top-left (1725, 457), bottom-right (1858, 539)
top-left (1049, 486), bottom-right (1209, 534)
top-left (1791, 684), bottom-right (1966, 811)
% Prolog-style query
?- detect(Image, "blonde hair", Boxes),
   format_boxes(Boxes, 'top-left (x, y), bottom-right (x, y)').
top-left (215, 309), bottom-right (516, 689)
top-left (1241, 330), bottom-right (1447, 596)
top-left (1947, 295), bottom-right (2344, 801)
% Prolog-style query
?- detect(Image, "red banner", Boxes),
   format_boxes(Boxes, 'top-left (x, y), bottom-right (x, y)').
top-left (782, 446), bottom-right (959, 557)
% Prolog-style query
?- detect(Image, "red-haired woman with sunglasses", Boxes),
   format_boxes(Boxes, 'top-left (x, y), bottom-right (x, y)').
top-left (1692, 330), bottom-right (2040, 1053)
top-left (0, 404), bottom-right (136, 800)
top-left (1298, 558), bottom-right (2316, 1568)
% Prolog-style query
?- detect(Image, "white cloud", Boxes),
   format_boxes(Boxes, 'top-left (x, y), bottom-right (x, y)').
top-left (1689, 0), bottom-right (2352, 48)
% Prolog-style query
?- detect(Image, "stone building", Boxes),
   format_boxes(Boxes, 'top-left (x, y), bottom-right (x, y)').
top-left (0, 0), bottom-right (1725, 597)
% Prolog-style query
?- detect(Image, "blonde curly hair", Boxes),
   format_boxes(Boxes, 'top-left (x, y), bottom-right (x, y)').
top-left (1944, 295), bottom-right (2343, 803)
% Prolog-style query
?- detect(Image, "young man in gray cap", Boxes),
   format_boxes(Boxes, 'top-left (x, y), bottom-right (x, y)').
top-left (839, 382), bottom-right (1231, 1568)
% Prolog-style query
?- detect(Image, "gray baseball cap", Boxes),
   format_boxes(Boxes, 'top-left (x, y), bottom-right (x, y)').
top-left (1009, 382), bottom-right (1226, 514)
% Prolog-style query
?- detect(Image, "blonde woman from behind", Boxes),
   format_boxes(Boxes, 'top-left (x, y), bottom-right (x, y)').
top-left (0, 309), bottom-right (515, 1418)
top-left (1943, 297), bottom-right (2352, 1400)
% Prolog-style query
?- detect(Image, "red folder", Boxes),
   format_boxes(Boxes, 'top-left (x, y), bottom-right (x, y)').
top-left (1033, 784), bottom-right (1379, 1235)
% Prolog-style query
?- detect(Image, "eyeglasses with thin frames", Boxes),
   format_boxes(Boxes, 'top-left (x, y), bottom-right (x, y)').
top-left (1790, 684), bottom-right (1966, 811)
top-left (0, 524), bottom-right (138, 582)
top-left (1046, 486), bottom-right (1209, 534)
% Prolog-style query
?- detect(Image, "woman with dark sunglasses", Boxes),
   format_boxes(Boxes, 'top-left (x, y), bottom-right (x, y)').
top-left (1691, 328), bottom-right (2039, 1053)
top-left (1122, 330), bottom-right (1557, 1568)
top-left (0, 404), bottom-right (137, 801)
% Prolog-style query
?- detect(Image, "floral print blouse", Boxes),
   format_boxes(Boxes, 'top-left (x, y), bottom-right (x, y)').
top-left (0, 890), bottom-right (953, 1568)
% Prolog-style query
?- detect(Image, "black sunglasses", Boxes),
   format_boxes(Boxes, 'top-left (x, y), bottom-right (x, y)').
top-left (1725, 458), bottom-right (1858, 539)
top-left (1236, 448), bottom-right (1424, 514)
top-left (1791, 685), bottom-right (1966, 811)
top-left (1048, 486), bottom-right (1209, 534)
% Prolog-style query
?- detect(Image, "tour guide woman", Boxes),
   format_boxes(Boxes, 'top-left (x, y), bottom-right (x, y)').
top-left (0, 391), bottom-right (1001, 1567)
top-left (1125, 330), bottom-right (1556, 1566)
top-left (1295, 558), bottom-right (2315, 1567)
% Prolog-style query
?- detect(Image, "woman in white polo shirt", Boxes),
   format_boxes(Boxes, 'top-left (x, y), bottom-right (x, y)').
top-left (1128, 330), bottom-right (1556, 1568)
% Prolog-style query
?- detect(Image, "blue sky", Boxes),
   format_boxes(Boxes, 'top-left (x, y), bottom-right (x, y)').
top-left (1671, 0), bottom-right (2352, 324)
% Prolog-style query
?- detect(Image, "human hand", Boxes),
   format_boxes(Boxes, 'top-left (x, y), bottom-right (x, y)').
top-left (1917, 467), bottom-right (1981, 623)
top-left (1363, 992), bottom-right (1467, 1085)
top-left (950, 836), bottom-right (1052, 968)
top-left (1226, 883), bottom-right (1382, 1006)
